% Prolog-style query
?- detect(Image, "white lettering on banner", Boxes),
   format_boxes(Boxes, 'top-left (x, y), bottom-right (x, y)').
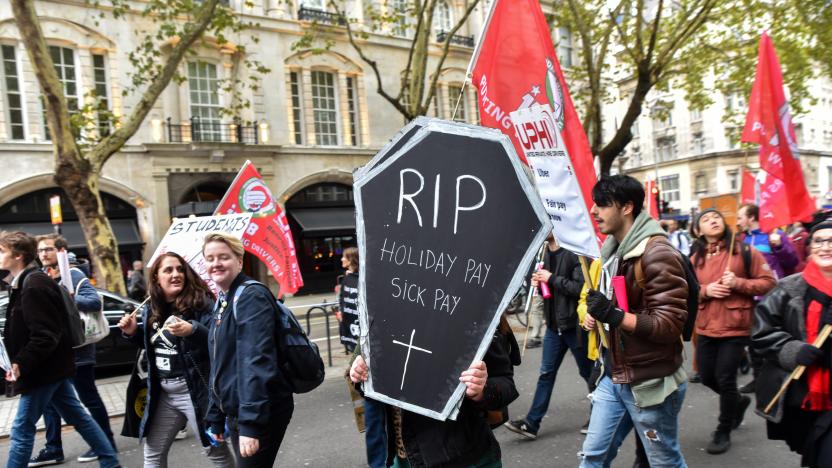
top-left (510, 104), bottom-right (601, 259)
top-left (478, 75), bottom-right (514, 130)
top-left (395, 170), bottom-right (487, 234)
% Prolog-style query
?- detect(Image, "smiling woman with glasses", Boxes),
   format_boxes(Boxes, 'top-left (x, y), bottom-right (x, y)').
top-left (753, 218), bottom-right (832, 468)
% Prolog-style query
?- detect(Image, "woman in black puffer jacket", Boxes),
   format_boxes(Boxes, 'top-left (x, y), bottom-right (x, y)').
top-left (752, 220), bottom-right (832, 468)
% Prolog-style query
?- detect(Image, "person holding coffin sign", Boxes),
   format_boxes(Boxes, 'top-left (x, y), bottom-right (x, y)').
top-left (117, 252), bottom-right (234, 467)
top-left (349, 317), bottom-right (519, 468)
top-left (202, 233), bottom-right (294, 467)
top-left (580, 175), bottom-right (689, 468)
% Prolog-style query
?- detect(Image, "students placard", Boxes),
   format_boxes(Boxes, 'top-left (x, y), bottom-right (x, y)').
top-left (148, 213), bottom-right (252, 294)
top-left (354, 119), bottom-right (548, 420)
top-left (510, 104), bottom-right (601, 259)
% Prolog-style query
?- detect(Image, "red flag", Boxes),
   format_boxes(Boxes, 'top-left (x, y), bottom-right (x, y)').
top-left (215, 161), bottom-right (303, 296)
top-left (740, 168), bottom-right (757, 204)
top-left (645, 178), bottom-right (659, 219)
top-left (469, 0), bottom-right (600, 241)
top-left (741, 32), bottom-right (815, 231)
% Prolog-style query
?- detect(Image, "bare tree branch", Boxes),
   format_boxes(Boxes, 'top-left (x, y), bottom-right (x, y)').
top-left (90, 0), bottom-right (222, 170)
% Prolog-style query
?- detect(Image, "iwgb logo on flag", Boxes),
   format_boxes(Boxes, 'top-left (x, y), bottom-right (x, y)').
top-left (215, 161), bottom-right (304, 296)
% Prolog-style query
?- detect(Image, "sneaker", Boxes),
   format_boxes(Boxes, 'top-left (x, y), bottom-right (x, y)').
top-left (689, 372), bottom-right (702, 383)
top-left (706, 430), bottom-right (731, 454)
top-left (503, 419), bottom-right (538, 440)
top-left (580, 419), bottom-right (590, 435)
top-left (175, 428), bottom-right (188, 440)
top-left (733, 395), bottom-right (752, 429)
top-left (526, 339), bottom-right (541, 349)
top-left (76, 449), bottom-right (98, 463)
top-left (739, 379), bottom-right (756, 394)
top-left (29, 448), bottom-right (64, 467)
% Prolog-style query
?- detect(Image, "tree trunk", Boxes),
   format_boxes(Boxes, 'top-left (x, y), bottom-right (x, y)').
top-left (597, 65), bottom-right (653, 177)
top-left (56, 157), bottom-right (127, 295)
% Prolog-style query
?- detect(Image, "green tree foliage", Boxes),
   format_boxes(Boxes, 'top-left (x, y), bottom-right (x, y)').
top-left (551, 0), bottom-right (829, 176)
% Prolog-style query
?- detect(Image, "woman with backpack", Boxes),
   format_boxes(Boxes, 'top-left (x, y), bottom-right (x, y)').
top-left (202, 233), bottom-right (294, 467)
top-left (117, 252), bottom-right (234, 468)
top-left (690, 208), bottom-right (775, 455)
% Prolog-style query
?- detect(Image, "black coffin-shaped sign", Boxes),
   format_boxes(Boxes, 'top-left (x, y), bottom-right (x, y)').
top-left (354, 119), bottom-right (549, 420)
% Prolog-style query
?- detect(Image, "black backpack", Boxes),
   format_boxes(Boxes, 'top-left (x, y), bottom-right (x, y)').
top-left (232, 280), bottom-right (325, 393)
top-left (22, 272), bottom-right (86, 348)
top-left (634, 247), bottom-right (700, 342)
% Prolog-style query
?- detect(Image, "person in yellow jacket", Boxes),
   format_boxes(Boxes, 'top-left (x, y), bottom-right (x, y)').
top-left (578, 258), bottom-right (651, 468)
top-left (577, 258), bottom-right (602, 361)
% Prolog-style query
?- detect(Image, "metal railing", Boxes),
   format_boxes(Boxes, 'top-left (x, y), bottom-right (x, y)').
top-left (297, 6), bottom-right (347, 26)
top-left (436, 31), bottom-right (475, 47)
top-left (166, 117), bottom-right (259, 144)
top-left (288, 300), bottom-right (340, 367)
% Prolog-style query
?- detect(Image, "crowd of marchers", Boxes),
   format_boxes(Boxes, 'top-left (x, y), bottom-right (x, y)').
top-left (2, 174), bottom-right (832, 468)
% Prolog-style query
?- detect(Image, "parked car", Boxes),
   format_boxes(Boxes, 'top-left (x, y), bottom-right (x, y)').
top-left (0, 288), bottom-right (143, 371)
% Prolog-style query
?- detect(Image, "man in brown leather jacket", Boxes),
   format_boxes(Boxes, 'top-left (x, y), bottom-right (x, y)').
top-left (580, 175), bottom-right (689, 468)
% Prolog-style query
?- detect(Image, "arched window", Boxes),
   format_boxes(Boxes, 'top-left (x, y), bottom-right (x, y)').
top-left (434, 1), bottom-right (453, 35)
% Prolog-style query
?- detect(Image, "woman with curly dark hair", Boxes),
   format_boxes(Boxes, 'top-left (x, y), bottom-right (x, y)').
top-left (118, 252), bottom-right (234, 468)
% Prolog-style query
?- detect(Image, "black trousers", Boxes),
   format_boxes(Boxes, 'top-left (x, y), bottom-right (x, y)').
top-left (229, 400), bottom-right (294, 468)
top-left (697, 335), bottom-right (748, 433)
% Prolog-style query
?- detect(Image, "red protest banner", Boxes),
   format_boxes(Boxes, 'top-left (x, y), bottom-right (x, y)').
top-left (645, 177), bottom-right (659, 220)
top-left (215, 161), bottom-right (303, 296)
top-left (741, 32), bottom-right (815, 231)
top-left (740, 168), bottom-right (757, 205)
top-left (469, 0), bottom-right (601, 244)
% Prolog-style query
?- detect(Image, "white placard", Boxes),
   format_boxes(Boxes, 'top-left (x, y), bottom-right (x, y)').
top-left (510, 104), bottom-right (601, 259)
top-left (56, 251), bottom-right (73, 293)
top-left (148, 214), bottom-right (252, 294)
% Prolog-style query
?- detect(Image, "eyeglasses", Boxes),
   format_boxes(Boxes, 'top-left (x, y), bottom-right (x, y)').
top-left (36, 247), bottom-right (56, 254)
top-left (811, 237), bottom-right (832, 249)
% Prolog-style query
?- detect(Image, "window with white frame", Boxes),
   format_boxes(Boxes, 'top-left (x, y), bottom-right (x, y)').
top-left (690, 108), bottom-right (702, 122)
top-left (43, 46), bottom-right (80, 140)
top-left (1, 44), bottom-right (24, 140)
top-left (725, 91), bottom-right (745, 113)
top-left (289, 71), bottom-right (304, 144)
top-left (448, 84), bottom-right (466, 122)
top-left (556, 27), bottom-right (574, 68)
top-left (346, 76), bottom-right (359, 145)
top-left (91, 53), bottom-right (110, 137)
top-left (311, 70), bottom-right (339, 146)
top-left (695, 172), bottom-right (707, 194)
top-left (391, 0), bottom-right (410, 37)
top-left (691, 131), bottom-right (704, 154)
top-left (187, 61), bottom-right (222, 141)
top-left (655, 136), bottom-right (676, 162)
top-left (434, 1), bottom-right (453, 35)
top-left (653, 112), bottom-right (672, 130)
top-left (301, 0), bottom-right (326, 9)
top-left (728, 169), bottom-right (739, 192)
top-left (660, 174), bottom-right (680, 202)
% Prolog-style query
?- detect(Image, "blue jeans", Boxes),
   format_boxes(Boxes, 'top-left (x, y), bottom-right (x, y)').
top-left (580, 376), bottom-right (687, 468)
top-left (7, 378), bottom-right (119, 468)
top-left (43, 364), bottom-right (115, 453)
top-left (364, 397), bottom-right (388, 468)
top-left (525, 327), bottom-right (593, 430)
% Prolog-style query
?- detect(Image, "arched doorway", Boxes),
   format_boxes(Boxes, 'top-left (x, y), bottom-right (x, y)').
top-left (0, 188), bottom-right (143, 277)
top-left (286, 182), bottom-right (356, 294)
top-left (172, 180), bottom-right (230, 217)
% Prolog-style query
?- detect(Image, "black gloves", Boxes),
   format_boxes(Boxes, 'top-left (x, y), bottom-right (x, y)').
top-left (586, 290), bottom-right (625, 328)
top-left (796, 344), bottom-right (824, 367)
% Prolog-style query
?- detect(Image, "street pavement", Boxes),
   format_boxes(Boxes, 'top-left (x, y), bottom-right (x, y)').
top-left (1, 320), bottom-right (803, 467)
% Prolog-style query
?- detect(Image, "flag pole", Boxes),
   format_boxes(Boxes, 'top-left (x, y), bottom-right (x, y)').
top-left (450, 81), bottom-right (468, 122)
top-left (465, 0), bottom-right (499, 80)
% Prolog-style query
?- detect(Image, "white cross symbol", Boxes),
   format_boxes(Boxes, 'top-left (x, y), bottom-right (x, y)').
top-left (392, 329), bottom-right (433, 390)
